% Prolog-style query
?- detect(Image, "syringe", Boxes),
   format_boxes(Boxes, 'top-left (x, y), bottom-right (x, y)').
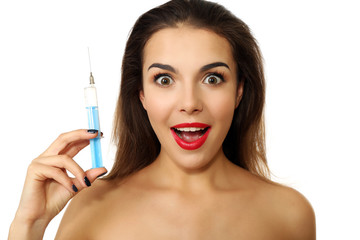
top-left (84, 49), bottom-right (103, 168)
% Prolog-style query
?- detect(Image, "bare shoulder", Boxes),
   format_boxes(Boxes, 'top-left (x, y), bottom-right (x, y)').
top-left (55, 179), bottom-right (117, 239)
top-left (255, 177), bottom-right (316, 240)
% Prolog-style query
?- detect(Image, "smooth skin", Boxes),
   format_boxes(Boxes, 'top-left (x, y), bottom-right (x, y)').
top-left (10, 26), bottom-right (315, 240)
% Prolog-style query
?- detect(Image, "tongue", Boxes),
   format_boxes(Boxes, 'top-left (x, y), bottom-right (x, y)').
top-left (179, 131), bottom-right (203, 142)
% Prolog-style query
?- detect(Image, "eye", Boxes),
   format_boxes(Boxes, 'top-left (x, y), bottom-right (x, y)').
top-left (154, 74), bottom-right (174, 86)
top-left (203, 73), bottom-right (224, 85)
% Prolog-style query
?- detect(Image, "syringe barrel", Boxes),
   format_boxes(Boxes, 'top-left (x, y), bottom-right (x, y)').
top-left (84, 84), bottom-right (103, 168)
top-left (84, 84), bottom-right (98, 107)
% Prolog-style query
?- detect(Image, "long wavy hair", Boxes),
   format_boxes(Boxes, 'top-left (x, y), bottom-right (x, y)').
top-left (105, 0), bottom-right (269, 180)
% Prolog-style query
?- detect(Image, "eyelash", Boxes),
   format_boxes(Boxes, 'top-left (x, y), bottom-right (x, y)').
top-left (153, 71), bottom-right (226, 86)
top-left (204, 72), bottom-right (225, 85)
top-left (153, 73), bottom-right (174, 87)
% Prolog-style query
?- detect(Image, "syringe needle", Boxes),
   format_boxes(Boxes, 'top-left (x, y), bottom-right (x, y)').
top-left (88, 47), bottom-right (92, 72)
top-left (88, 47), bottom-right (95, 84)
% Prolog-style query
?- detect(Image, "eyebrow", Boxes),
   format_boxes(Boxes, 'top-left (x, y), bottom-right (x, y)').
top-left (200, 62), bottom-right (230, 72)
top-left (148, 63), bottom-right (176, 73)
top-left (147, 62), bottom-right (230, 73)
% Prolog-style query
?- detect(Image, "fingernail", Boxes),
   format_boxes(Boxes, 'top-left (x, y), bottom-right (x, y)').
top-left (96, 172), bottom-right (107, 179)
top-left (87, 129), bottom-right (98, 134)
top-left (72, 184), bottom-right (78, 192)
top-left (84, 176), bottom-right (91, 187)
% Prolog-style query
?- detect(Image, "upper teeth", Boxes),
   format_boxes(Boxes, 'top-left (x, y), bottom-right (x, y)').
top-left (175, 127), bottom-right (205, 132)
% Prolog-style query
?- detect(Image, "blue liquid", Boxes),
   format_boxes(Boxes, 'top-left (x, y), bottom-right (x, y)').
top-left (86, 106), bottom-right (103, 168)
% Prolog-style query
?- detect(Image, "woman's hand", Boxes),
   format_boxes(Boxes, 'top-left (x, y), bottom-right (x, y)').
top-left (9, 129), bottom-right (107, 239)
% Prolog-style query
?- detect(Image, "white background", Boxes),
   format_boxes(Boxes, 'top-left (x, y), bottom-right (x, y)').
top-left (1, 0), bottom-right (359, 239)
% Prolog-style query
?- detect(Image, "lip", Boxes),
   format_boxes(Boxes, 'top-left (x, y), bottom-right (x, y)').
top-left (170, 122), bottom-right (211, 150)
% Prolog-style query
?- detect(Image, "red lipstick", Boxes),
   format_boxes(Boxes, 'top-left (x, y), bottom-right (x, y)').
top-left (170, 123), bottom-right (211, 150)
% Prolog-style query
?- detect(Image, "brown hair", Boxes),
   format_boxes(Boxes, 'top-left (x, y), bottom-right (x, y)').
top-left (105, 0), bottom-right (269, 180)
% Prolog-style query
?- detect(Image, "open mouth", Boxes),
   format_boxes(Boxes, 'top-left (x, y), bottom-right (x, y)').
top-left (170, 123), bottom-right (211, 150)
top-left (172, 127), bottom-right (210, 143)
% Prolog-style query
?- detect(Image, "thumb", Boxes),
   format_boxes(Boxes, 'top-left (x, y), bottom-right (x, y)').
top-left (85, 167), bottom-right (108, 183)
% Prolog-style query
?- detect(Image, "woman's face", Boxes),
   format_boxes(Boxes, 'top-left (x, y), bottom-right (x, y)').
top-left (140, 26), bottom-right (243, 171)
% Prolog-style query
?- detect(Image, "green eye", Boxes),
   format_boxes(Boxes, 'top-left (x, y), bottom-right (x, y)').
top-left (203, 73), bottom-right (224, 85)
top-left (155, 74), bottom-right (174, 86)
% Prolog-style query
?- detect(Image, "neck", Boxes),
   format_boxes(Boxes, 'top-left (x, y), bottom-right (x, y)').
top-left (147, 148), bottom-right (235, 193)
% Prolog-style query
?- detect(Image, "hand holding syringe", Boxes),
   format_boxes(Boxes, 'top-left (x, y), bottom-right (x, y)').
top-left (8, 48), bottom-right (106, 239)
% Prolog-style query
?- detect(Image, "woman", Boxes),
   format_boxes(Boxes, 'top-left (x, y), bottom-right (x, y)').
top-left (9, 0), bottom-right (316, 239)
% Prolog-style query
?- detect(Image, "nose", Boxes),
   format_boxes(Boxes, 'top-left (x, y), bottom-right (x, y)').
top-left (178, 83), bottom-right (203, 114)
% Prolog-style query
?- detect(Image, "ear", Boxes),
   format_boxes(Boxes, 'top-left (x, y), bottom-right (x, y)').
top-left (139, 90), bottom-right (147, 110)
top-left (235, 80), bottom-right (244, 109)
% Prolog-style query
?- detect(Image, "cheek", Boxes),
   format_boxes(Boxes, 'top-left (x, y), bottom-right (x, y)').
top-left (214, 99), bottom-right (236, 124)
top-left (143, 91), bottom-right (175, 130)
top-left (206, 90), bottom-right (237, 123)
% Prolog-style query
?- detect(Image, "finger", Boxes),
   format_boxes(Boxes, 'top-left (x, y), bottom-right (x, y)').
top-left (69, 167), bottom-right (107, 192)
top-left (85, 167), bottom-right (108, 182)
top-left (28, 162), bottom-right (77, 193)
top-left (36, 155), bottom-right (88, 188)
top-left (58, 139), bottom-right (90, 158)
top-left (58, 131), bottom-right (104, 158)
top-left (41, 129), bottom-right (99, 157)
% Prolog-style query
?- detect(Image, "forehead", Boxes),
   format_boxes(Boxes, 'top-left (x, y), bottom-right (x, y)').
top-left (143, 26), bottom-right (235, 71)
